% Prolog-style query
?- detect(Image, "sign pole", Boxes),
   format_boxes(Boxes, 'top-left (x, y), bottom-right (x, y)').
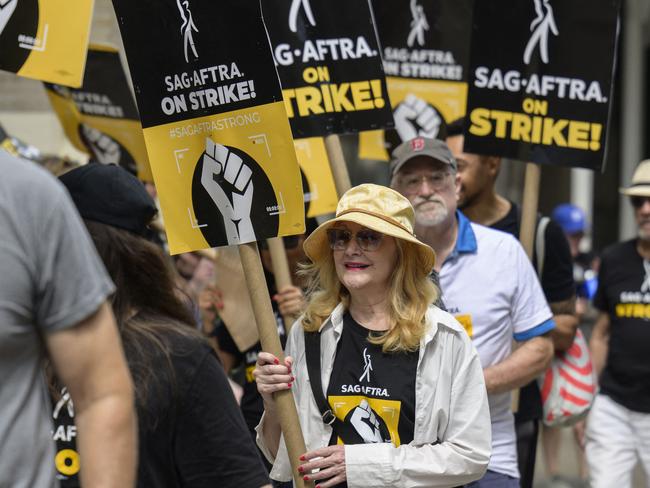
top-left (512, 161), bottom-right (542, 413)
top-left (239, 242), bottom-right (310, 488)
top-left (519, 162), bottom-right (541, 260)
top-left (266, 237), bottom-right (299, 330)
top-left (324, 135), bottom-right (352, 196)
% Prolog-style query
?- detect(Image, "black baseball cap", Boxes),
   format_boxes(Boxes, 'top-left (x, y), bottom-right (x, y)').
top-left (60, 163), bottom-right (157, 235)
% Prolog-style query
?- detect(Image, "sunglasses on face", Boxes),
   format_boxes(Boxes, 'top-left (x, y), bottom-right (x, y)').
top-left (326, 228), bottom-right (384, 252)
top-left (631, 196), bottom-right (650, 209)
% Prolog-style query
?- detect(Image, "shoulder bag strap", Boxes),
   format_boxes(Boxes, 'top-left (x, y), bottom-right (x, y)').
top-left (303, 330), bottom-right (361, 444)
top-left (304, 330), bottom-right (337, 426)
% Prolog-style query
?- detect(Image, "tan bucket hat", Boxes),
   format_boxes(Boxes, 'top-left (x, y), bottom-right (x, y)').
top-left (620, 159), bottom-right (650, 197)
top-left (303, 183), bottom-right (436, 272)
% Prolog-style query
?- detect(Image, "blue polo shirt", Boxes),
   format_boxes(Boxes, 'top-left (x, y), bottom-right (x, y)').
top-left (439, 211), bottom-right (554, 479)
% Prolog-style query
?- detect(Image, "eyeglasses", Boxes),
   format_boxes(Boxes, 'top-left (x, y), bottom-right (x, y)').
top-left (400, 171), bottom-right (450, 194)
top-left (631, 196), bottom-right (650, 209)
top-left (326, 228), bottom-right (384, 252)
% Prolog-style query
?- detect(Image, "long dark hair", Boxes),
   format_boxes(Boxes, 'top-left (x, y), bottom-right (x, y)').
top-left (83, 220), bottom-right (203, 415)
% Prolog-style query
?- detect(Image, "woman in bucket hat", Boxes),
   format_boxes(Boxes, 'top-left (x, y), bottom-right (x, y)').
top-left (254, 184), bottom-right (491, 487)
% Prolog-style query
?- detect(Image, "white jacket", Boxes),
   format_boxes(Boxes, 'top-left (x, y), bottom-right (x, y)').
top-left (256, 303), bottom-right (491, 487)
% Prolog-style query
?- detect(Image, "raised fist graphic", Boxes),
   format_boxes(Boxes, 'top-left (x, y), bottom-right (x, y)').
top-left (393, 94), bottom-right (442, 142)
top-left (349, 399), bottom-right (391, 444)
top-left (201, 138), bottom-right (256, 245)
top-left (0, 0), bottom-right (17, 37)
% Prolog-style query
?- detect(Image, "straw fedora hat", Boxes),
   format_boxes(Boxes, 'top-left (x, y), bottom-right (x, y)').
top-left (620, 160), bottom-right (650, 197)
top-left (303, 183), bottom-right (436, 272)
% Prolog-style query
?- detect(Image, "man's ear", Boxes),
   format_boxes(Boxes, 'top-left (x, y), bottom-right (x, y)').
top-left (454, 172), bottom-right (461, 201)
top-left (486, 156), bottom-right (502, 179)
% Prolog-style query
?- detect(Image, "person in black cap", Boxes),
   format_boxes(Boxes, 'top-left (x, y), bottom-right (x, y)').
top-left (57, 162), bottom-right (272, 488)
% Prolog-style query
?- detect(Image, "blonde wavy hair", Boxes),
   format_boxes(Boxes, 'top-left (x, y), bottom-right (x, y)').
top-left (299, 237), bottom-right (439, 353)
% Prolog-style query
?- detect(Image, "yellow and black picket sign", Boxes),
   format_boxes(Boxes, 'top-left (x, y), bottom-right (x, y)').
top-left (262, 0), bottom-right (393, 139)
top-left (144, 104), bottom-right (304, 254)
top-left (464, 0), bottom-right (620, 170)
top-left (112, 0), bottom-right (305, 254)
top-left (359, 0), bottom-right (473, 161)
top-left (45, 45), bottom-right (153, 182)
top-left (113, 1), bottom-right (310, 485)
top-left (0, 0), bottom-right (93, 87)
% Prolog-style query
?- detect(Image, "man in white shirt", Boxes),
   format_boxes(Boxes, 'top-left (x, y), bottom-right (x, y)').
top-left (390, 137), bottom-right (554, 487)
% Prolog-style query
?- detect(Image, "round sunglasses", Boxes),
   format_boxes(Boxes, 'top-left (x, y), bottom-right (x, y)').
top-left (326, 228), bottom-right (384, 252)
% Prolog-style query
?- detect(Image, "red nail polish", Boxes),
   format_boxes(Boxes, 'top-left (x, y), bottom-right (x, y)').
top-left (274, 358), bottom-right (279, 365)
top-left (288, 382), bottom-right (292, 388)
top-left (303, 475), bottom-right (309, 481)
top-left (300, 455), bottom-right (306, 461)
top-left (298, 466), bottom-right (304, 473)
top-left (316, 485), bottom-right (321, 488)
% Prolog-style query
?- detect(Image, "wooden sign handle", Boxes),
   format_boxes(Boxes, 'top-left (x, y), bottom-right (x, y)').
top-left (519, 162), bottom-right (541, 260)
top-left (512, 162), bottom-right (542, 413)
top-left (324, 134), bottom-right (352, 197)
top-left (239, 242), bottom-right (309, 487)
top-left (266, 237), bottom-right (298, 331)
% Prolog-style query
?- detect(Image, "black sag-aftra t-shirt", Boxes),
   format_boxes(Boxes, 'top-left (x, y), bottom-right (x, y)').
top-left (327, 313), bottom-right (419, 448)
top-left (594, 239), bottom-right (650, 413)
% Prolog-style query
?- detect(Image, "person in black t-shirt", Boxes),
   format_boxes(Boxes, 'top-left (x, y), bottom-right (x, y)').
top-left (254, 184), bottom-right (491, 488)
top-left (56, 164), bottom-right (271, 488)
top-left (585, 160), bottom-right (650, 488)
top-left (446, 118), bottom-right (577, 488)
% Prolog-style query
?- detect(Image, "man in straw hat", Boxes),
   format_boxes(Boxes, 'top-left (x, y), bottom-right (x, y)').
top-left (585, 159), bottom-right (650, 488)
top-left (254, 183), bottom-right (491, 487)
top-left (390, 137), bottom-right (555, 488)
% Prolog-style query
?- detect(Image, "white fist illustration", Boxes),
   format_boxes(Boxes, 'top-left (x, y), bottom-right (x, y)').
top-left (81, 124), bottom-right (121, 165)
top-left (0, 0), bottom-right (17, 37)
top-left (349, 399), bottom-right (387, 444)
top-left (393, 94), bottom-right (441, 141)
top-left (201, 138), bottom-right (256, 245)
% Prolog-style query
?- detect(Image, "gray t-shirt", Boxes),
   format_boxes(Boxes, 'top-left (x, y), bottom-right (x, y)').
top-left (0, 153), bottom-right (114, 487)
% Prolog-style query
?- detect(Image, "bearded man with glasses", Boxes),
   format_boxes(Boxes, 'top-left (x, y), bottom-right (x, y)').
top-left (390, 137), bottom-right (555, 488)
top-left (585, 159), bottom-right (650, 488)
